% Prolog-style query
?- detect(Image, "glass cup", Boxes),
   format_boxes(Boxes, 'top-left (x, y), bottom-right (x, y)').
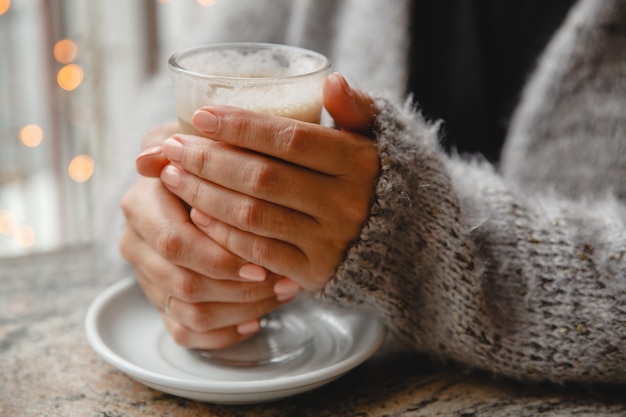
top-left (168, 43), bottom-right (331, 366)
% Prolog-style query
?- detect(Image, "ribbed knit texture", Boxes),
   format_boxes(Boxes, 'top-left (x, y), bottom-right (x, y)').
top-left (321, 0), bottom-right (626, 383)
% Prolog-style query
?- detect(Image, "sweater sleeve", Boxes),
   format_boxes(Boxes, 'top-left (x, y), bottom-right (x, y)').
top-left (320, 97), bottom-right (626, 384)
top-left (321, 0), bottom-right (626, 384)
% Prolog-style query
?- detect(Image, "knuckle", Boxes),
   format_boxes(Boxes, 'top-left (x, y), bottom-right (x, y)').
top-left (193, 145), bottom-right (214, 177)
top-left (248, 236), bottom-right (272, 266)
top-left (171, 273), bottom-right (200, 303)
top-left (275, 122), bottom-right (308, 156)
top-left (202, 250), bottom-right (230, 279)
top-left (234, 197), bottom-right (264, 231)
top-left (186, 177), bottom-right (202, 208)
top-left (238, 285), bottom-right (264, 303)
top-left (155, 227), bottom-right (185, 262)
top-left (187, 305), bottom-right (214, 332)
top-left (243, 162), bottom-right (279, 195)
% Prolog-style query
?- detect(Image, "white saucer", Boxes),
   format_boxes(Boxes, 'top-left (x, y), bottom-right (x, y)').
top-left (84, 277), bottom-right (386, 404)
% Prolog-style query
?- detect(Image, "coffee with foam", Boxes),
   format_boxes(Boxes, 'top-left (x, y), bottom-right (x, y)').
top-left (169, 44), bottom-right (331, 134)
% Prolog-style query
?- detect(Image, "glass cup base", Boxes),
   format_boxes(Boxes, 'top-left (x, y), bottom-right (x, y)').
top-left (193, 301), bottom-right (314, 367)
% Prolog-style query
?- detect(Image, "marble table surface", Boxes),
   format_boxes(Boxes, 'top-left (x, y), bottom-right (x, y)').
top-left (1, 248), bottom-right (625, 416)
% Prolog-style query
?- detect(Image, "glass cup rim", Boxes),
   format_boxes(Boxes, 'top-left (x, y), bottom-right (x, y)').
top-left (168, 42), bottom-right (332, 83)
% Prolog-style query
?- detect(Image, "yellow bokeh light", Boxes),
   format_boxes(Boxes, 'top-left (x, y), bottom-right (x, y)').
top-left (196, 0), bottom-right (216, 6)
top-left (68, 154), bottom-right (94, 182)
top-left (0, 210), bottom-right (18, 236)
top-left (57, 64), bottom-right (84, 91)
top-left (53, 39), bottom-right (78, 64)
top-left (13, 225), bottom-right (35, 248)
top-left (19, 124), bottom-right (44, 147)
top-left (0, 0), bottom-right (10, 16)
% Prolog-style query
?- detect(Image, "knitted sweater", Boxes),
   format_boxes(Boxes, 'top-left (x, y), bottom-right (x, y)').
top-left (110, 0), bottom-right (626, 383)
top-left (321, 0), bottom-right (626, 383)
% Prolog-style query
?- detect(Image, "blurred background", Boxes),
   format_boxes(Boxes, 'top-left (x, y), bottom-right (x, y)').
top-left (0, 0), bottom-right (221, 257)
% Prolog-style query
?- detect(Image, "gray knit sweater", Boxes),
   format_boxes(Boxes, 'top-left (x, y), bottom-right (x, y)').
top-left (109, 0), bottom-right (626, 383)
top-left (322, 0), bottom-right (626, 383)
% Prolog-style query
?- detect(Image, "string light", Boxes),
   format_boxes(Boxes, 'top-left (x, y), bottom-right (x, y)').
top-left (0, 210), bottom-right (36, 249)
top-left (0, 210), bottom-right (18, 236)
top-left (53, 39), bottom-right (78, 64)
top-left (19, 124), bottom-right (44, 147)
top-left (57, 63), bottom-right (84, 91)
top-left (0, 0), bottom-right (10, 16)
top-left (68, 154), bottom-right (94, 182)
top-left (13, 225), bottom-right (35, 248)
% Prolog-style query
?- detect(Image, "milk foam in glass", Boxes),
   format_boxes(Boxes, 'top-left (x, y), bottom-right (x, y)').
top-left (169, 43), bottom-right (331, 135)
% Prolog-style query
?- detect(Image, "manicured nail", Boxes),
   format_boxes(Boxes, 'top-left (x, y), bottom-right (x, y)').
top-left (137, 145), bottom-right (162, 159)
top-left (332, 72), bottom-right (354, 99)
top-left (160, 165), bottom-right (182, 189)
top-left (237, 319), bottom-right (260, 335)
top-left (190, 208), bottom-right (212, 227)
top-left (274, 277), bottom-right (301, 296)
top-left (162, 137), bottom-right (184, 162)
top-left (239, 264), bottom-right (267, 282)
top-left (192, 109), bottom-right (219, 133)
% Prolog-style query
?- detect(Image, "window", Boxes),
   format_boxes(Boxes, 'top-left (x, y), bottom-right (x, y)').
top-left (0, 0), bottom-right (221, 257)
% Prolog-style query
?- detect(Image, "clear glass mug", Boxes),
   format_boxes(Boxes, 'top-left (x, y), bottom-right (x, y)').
top-left (168, 43), bottom-right (332, 366)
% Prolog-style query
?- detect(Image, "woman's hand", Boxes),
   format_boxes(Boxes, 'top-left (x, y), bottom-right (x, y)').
top-left (120, 126), bottom-right (300, 350)
top-left (158, 73), bottom-right (379, 291)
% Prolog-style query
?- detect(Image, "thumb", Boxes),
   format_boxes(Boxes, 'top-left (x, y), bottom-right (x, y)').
top-left (136, 121), bottom-right (180, 177)
top-left (323, 72), bottom-right (377, 135)
top-left (136, 146), bottom-right (169, 177)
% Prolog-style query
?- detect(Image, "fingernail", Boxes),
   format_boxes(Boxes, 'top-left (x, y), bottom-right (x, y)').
top-left (137, 145), bottom-right (162, 159)
top-left (332, 72), bottom-right (354, 99)
top-left (192, 109), bottom-right (219, 133)
top-left (239, 264), bottom-right (267, 282)
top-left (190, 208), bottom-right (212, 227)
top-left (161, 165), bottom-right (182, 189)
top-left (162, 137), bottom-right (184, 162)
top-left (274, 277), bottom-right (301, 296)
top-left (237, 319), bottom-right (260, 335)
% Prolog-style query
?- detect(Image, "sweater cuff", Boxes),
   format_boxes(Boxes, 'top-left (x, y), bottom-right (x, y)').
top-left (318, 97), bottom-right (471, 342)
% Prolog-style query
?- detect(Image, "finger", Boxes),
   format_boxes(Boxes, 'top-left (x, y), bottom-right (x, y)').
top-left (190, 106), bottom-right (375, 176)
top-left (136, 121), bottom-right (181, 177)
top-left (191, 210), bottom-right (333, 290)
top-left (121, 225), bottom-right (279, 304)
top-left (189, 209), bottom-right (323, 288)
top-left (323, 72), bottom-right (378, 135)
top-left (161, 158), bottom-right (372, 253)
top-left (161, 137), bottom-right (346, 219)
top-left (165, 293), bottom-right (282, 334)
top-left (136, 146), bottom-right (168, 177)
top-left (161, 312), bottom-right (259, 350)
top-left (121, 177), bottom-right (260, 281)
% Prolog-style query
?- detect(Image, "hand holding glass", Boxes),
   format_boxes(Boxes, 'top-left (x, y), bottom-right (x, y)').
top-left (168, 43), bottom-right (331, 366)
